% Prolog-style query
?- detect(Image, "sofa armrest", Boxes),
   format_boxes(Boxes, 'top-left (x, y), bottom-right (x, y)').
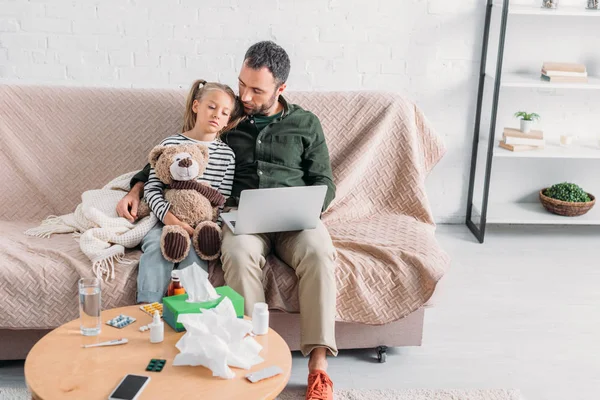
top-left (423, 275), bottom-right (447, 308)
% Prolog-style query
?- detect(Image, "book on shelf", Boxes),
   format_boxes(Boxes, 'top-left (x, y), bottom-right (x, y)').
top-left (541, 69), bottom-right (588, 78)
top-left (498, 141), bottom-right (543, 152)
top-left (498, 128), bottom-right (545, 152)
top-left (541, 74), bottom-right (588, 83)
top-left (541, 62), bottom-right (586, 74)
top-left (504, 136), bottom-right (546, 146)
top-left (503, 127), bottom-right (543, 140)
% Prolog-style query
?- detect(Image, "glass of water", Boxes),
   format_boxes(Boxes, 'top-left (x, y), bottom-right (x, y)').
top-left (79, 278), bottom-right (101, 336)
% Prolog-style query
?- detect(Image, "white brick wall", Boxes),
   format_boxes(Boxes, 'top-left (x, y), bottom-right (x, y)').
top-left (1, 0), bottom-right (598, 224)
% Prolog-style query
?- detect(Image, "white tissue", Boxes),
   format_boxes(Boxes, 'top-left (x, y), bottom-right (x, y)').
top-left (177, 262), bottom-right (219, 303)
top-left (172, 297), bottom-right (264, 379)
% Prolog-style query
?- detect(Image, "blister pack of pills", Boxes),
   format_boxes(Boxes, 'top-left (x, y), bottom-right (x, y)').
top-left (106, 314), bottom-right (136, 329)
top-left (146, 359), bottom-right (166, 372)
top-left (245, 366), bottom-right (283, 383)
top-left (139, 302), bottom-right (163, 317)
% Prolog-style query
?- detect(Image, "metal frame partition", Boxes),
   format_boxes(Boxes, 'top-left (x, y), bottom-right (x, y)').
top-left (465, 0), bottom-right (510, 243)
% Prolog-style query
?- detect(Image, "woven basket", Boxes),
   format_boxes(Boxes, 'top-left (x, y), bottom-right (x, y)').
top-left (539, 189), bottom-right (596, 217)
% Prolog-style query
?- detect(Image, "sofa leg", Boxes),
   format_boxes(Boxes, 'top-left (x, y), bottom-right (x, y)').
top-left (376, 345), bottom-right (388, 363)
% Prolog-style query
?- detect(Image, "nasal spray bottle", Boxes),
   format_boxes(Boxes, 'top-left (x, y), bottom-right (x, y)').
top-left (150, 310), bottom-right (164, 343)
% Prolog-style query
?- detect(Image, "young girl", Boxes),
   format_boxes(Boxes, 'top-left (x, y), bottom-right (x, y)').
top-left (137, 79), bottom-right (243, 304)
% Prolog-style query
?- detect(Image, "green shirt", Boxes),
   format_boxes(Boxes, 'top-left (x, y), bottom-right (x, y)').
top-left (131, 96), bottom-right (336, 211)
top-left (254, 111), bottom-right (282, 132)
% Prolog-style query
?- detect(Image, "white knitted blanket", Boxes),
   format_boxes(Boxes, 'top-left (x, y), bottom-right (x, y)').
top-left (24, 171), bottom-right (158, 280)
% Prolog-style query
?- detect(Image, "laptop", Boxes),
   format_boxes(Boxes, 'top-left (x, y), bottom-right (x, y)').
top-left (220, 185), bottom-right (327, 235)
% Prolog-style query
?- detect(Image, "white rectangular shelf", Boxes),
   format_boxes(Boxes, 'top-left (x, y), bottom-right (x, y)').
top-left (486, 72), bottom-right (600, 90)
top-left (486, 202), bottom-right (600, 225)
top-left (507, 5), bottom-right (600, 17)
top-left (493, 141), bottom-right (600, 159)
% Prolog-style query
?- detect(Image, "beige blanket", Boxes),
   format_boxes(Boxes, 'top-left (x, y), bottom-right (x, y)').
top-left (24, 171), bottom-right (158, 281)
top-left (0, 85), bottom-right (449, 329)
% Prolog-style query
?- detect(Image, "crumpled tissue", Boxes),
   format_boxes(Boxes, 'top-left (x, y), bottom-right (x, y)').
top-left (172, 296), bottom-right (264, 379)
top-left (177, 262), bottom-right (220, 303)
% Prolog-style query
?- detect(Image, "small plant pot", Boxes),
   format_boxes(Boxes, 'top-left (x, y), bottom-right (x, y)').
top-left (539, 189), bottom-right (596, 217)
top-left (520, 119), bottom-right (532, 133)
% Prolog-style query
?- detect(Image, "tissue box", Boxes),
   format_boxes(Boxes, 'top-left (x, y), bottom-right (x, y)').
top-left (162, 286), bottom-right (244, 332)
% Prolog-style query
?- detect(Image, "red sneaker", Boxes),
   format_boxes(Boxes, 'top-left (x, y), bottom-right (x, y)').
top-left (306, 369), bottom-right (334, 400)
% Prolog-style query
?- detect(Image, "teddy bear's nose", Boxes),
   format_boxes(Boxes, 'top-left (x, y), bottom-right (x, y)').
top-left (178, 158), bottom-right (192, 168)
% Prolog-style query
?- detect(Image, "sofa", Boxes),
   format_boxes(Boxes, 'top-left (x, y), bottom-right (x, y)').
top-left (0, 84), bottom-right (450, 360)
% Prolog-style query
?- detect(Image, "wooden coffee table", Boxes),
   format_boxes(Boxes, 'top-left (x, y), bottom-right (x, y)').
top-left (25, 305), bottom-right (292, 400)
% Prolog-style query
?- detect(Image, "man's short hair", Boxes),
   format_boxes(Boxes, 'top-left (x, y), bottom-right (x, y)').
top-left (244, 41), bottom-right (291, 86)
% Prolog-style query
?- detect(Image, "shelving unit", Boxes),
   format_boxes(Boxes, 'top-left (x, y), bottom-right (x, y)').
top-left (488, 140), bottom-right (600, 159)
top-left (487, 72), bottom-right (600, 90)
top-left (485, 202), bottom-right (600, 225)
top-left (508, 4), bottom-right (600, 17)
top-left (465, 0), bottom-right (600, 243)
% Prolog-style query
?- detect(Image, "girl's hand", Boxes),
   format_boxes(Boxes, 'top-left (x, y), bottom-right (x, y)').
top-left (181, 223), bottom-right (195, 237)
top-left (164, 212), bottom-right (194, 236)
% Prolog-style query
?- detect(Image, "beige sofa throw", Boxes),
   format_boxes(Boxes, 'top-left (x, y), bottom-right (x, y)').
top-left (25, 171), bottom-right (158, 280)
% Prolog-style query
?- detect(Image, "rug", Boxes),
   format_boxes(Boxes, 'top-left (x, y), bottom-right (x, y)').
top-left (0, 387), bottom-right (29, 400)
top-left (276, 388), bottom-right (524, 399)
top-left (0, 386), bottom-right (524, 400)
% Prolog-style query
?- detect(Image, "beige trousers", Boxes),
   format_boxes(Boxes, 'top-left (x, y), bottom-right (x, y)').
top-left (221, 220), bottom-right (338, 357)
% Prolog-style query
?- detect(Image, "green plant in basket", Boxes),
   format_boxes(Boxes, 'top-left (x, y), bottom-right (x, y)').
top-left (513, 111), bottom-right (540, 122)
top-left (544, 182), bottom-right (591, 203)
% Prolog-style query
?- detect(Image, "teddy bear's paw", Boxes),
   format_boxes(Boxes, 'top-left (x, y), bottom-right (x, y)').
top-left (193, 222), bottom-right (222, 261)
top-left (161, 225), bottom-right (190, 263)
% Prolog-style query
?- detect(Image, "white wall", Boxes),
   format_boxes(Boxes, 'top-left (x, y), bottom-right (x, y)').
top-left (1, 0), bottom-right (598, 223)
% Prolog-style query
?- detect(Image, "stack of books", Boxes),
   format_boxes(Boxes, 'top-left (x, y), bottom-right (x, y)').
top-left (498, 127), bottom-right (545, 152)
top-left (541, 62), bottom-right (588, 83)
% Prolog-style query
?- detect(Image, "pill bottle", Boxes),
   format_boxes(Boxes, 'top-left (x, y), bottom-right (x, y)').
top-left (252, 302), bottom-right (269, 335)
top-left (167, 270), bottom-right (185, 297)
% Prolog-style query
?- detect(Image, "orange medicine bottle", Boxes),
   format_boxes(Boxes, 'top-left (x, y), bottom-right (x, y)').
top-left (167, 270), bottom-right (186, 297)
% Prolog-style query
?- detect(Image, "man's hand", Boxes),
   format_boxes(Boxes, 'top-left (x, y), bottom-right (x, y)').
top-left (116, 182), bottom-right (143, 223)
top-left (164, 211), bottom-right (195, 237)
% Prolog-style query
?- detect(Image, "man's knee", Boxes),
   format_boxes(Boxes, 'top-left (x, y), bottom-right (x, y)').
top-left (302, 248), bottom-right (336, 275)
top-left (298, 222), bottom-right (335, 256)
top-left (221, 245), bottom-right (264, 274)
top-left (221, 233), bottom-right (267, 273)
top-left (297, 234), bottom-right (336, 266)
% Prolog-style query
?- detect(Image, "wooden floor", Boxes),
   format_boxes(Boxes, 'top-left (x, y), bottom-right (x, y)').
top-left (2, 225), bottom-right (600, 400)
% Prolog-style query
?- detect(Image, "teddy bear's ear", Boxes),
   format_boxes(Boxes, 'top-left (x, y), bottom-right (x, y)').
top-left (191, 144), bottom-right (209, 163)
top-left (148, 145), bottom-right (167, 167)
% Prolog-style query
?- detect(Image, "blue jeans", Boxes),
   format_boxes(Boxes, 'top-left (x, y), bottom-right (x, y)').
top-left (137, 223), bottom-right (208, 303)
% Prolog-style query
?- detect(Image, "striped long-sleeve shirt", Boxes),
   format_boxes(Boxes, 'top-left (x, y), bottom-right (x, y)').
top-left (144, 134), bottom-right (236, 223)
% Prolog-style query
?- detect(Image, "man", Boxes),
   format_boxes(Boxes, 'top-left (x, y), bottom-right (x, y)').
top-left (117, 41), bottom-right (337, 400)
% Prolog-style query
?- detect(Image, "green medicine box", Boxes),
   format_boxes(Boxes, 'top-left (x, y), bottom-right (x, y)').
top-left (162, 286), bottom-right (244, 332)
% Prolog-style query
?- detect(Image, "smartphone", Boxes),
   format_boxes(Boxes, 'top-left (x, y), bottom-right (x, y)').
top-left (108, 374), bottom-right (150, 400)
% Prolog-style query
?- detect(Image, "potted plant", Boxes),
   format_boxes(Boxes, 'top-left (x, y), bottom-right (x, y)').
top-left (514, 111), bottom-right (540, 133)
top-left (539, 182), bottom-right (595, 217)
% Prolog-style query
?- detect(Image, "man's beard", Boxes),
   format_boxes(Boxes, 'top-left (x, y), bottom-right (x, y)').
top-left (243, 89), bottom-right (278, 116)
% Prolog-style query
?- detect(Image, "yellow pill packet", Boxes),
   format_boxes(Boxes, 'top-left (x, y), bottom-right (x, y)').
top-left (139, 302), bottom-right (163, 318)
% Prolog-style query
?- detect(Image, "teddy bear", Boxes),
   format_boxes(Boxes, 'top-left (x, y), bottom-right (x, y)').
top-left (137, 143), bottom-right (226, 263)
